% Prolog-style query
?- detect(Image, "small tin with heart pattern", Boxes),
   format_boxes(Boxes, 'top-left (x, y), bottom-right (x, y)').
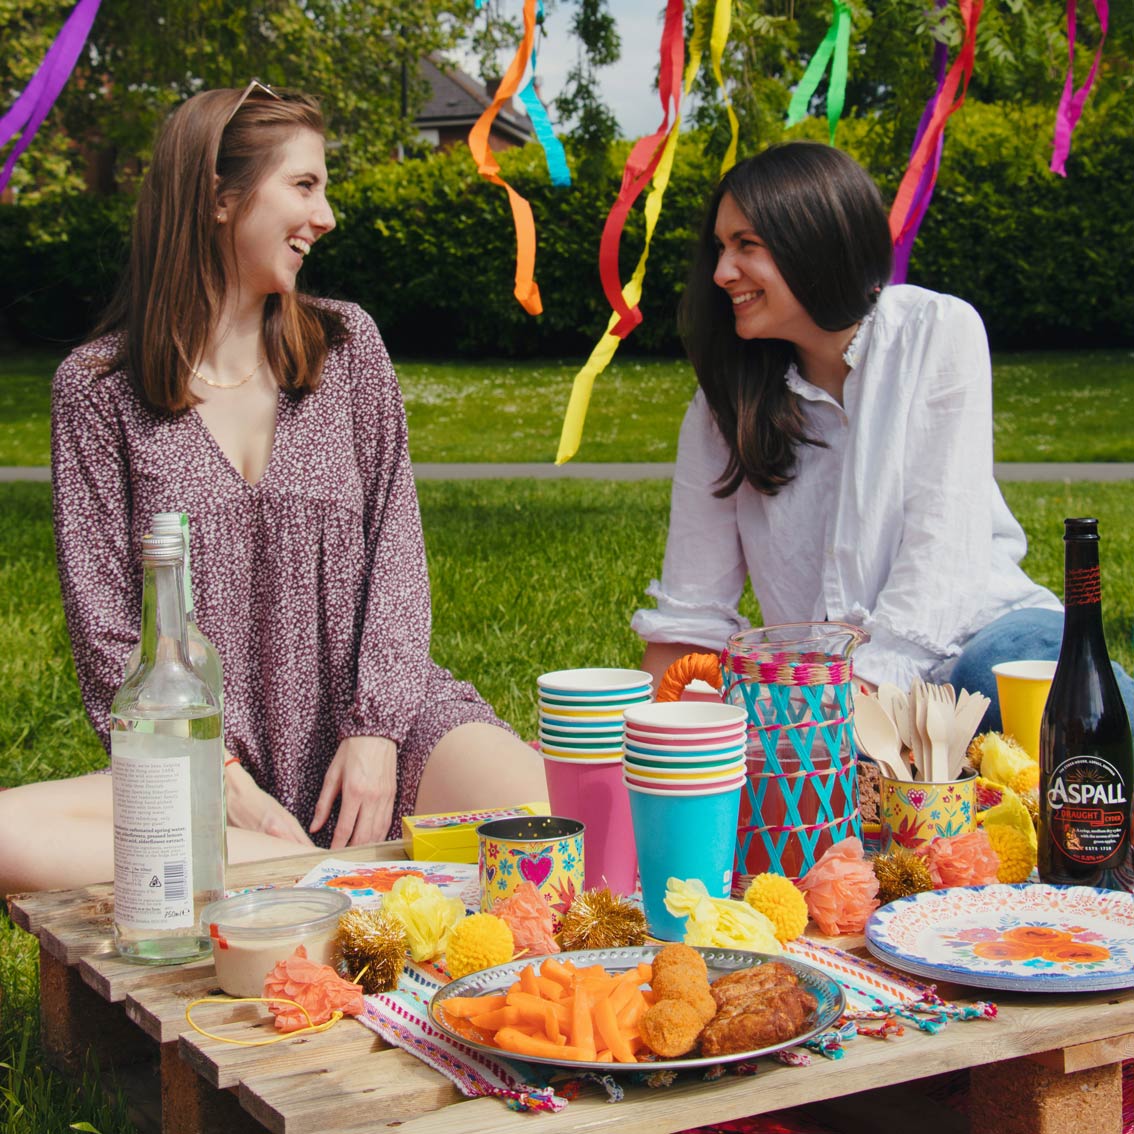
top-left (477, 816), bottom-right (585, 931)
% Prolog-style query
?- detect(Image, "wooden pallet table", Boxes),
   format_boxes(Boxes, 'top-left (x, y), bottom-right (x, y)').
top-left (9, 845), bottom-right (1134, 1134)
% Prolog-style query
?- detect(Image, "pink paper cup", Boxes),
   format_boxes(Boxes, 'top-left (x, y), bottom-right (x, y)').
top-left (624, 738), bottom-right (746, 758)
top-left (542, 757), bottom-right (637, 896)
top-left (623, 765), bottom-right (746, 787)
top-left (537, 668), bottom-right (653, 696)
top-left (623, 702), bottom-right (747, 731)
top-left (623, 772), bottom-right (747, 793)
top-left (623, 750), bottom-right (746, 771)
top-left (624, 726), bottom-right (746, 746)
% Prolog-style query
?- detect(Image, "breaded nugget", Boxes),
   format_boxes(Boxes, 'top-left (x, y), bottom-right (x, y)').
top-left (639, 998), bottom-right (704, 1058)
top-left (651, 942), bottom-right (708, 980)
top-left (650, 964), bottom-right (716, 1025)
top-left (701, 985), bottom-right (818, 1058)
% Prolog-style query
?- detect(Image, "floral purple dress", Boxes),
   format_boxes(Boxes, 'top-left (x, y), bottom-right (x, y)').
top-left (52, 300), bottom-right (507, 843)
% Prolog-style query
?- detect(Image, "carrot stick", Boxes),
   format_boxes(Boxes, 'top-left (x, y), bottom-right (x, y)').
top-left (494, 1027), bottom-right (590, 1062)
top-left (506, 992), bottom-right (570, 1028)
top-left (543, 1001), bottom-right (562, 1043)
top-left (593, 995), bottom-right (636, 1063)
top-left (441, 994), bottom-right (508, 1018)
top-left (536, 976), bottom-right (565, 1000)
top-left (570, 981), bottom-right (597, 1060)
top-left (469, 1006), bottom-right (523, 1031)
top-left (615, 989), bottom-right (648, 1030)
top-left (539, 957), bottom-right (576, 987)
top-left (519, 964), bottom-right (541, 998)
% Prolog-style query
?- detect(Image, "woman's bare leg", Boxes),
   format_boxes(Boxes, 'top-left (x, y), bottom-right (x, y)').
top-left (0, 775), bottom-right (312, 895)
top-left (415, 722), bottom-right (547, 815)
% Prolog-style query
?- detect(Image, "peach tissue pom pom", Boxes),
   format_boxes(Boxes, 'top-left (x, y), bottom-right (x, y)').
top-left (493, 881), bottom-right (559, 956)
top-left (917, 829), bottom-right (1000, 889)
top-left (796, 837), bottom-right (880, 936)
top-left (263, 945), bottom-right (366, 1033)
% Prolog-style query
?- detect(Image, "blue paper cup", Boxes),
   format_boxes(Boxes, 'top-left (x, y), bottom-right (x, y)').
top-left (626, 779), bottom-right (742, 941)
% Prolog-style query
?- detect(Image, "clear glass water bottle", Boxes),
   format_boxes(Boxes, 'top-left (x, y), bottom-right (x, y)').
top-left (127, 512), bottom-right (224, 712)
top-left (111, 532), bottom-right (225, 963)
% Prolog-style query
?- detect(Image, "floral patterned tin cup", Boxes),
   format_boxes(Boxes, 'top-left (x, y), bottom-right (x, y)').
top-left (879, 769), bottom-right (977, 851)
top-left (477, 816), bottom-right (585, 931)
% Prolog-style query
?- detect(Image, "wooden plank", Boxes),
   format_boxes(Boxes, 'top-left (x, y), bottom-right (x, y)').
top-left (126, 970), bottom-right (228, 1043)
top-left (39, 947), bottom-right (154, 1075)
top-left (1027, 1032), bottom-right (1134, 1073)
top-left (80, 945), bottom-right (214, 1003)
top-left (236, 1046), bottom-right (462, 1134)
top-left (7, 883), bottom-right (113, 935)
top-left (225, 841), bottom-right (406, 891)
top-left (39, 908), bottom-right (115, 965)
top-left (179, 1010), bottom-right (389, 1090)
top-left (971, 1057), bottom-right (1123, 1134)
top-left (159, 1041), bottom-right (267, 1134)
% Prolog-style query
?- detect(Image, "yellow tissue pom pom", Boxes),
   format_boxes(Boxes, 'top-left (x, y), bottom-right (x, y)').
top-left (985, 823), bottom-right (1036, 883)
top-left (743, 873), bottom-right (809, 943)
top-left (979, 783), bottom-right (1037, 851)
top-left (445, 913), bottom-right (515, 979)
top-left (664, 878), bottom-right (781, 954)
top-left (967, 731), bottom-right (1035, 790)
top-left (382, 876), bottom-right (466, 963)
top-left (1010, 762), bottom-right (1040, 795)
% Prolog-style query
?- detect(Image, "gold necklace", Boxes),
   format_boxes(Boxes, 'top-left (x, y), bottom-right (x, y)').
top-left (191, 355), bottom-right (265, 389)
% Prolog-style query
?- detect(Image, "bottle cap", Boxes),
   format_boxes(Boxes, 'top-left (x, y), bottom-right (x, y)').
top-left (1063, 517), bottom-right (1099, 541)
top-left (151, 512), bottom-right (182, 536)
top-left (141, 532), bottom-right (185, 563)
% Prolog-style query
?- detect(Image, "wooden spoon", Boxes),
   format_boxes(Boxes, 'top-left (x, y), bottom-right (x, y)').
top-left (853, 692), bottom-right (912, 781)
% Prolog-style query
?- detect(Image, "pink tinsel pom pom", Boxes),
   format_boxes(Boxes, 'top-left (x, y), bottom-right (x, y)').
top-left (797, 836), bottom-right (880, 936)
top-left (917, 829), bottom-right (1000, 889)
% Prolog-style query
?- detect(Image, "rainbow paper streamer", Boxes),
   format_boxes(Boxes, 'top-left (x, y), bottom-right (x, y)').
top-left (0, 0), bottom-right (102, 193)
top-left (786, 0), bottom-right (851, 145)
top-left (468, 0), bottom-right (543, 315)
top-left (556, 0), bottom-right (737, 465)
top-left (1050, 0), bottom-right (1109, 177)
top-left (889, 0), bottom-right (983, 253)
top-left (891, 0), bottom-right (949, 285)
top-left (516, 2), bottom-right (570, 187)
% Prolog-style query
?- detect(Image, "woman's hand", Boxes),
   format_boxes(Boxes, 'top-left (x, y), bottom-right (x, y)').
top-left (225, 761), bottom-right (314, 845)
top-left (310, 736), bottom-right (398, 849)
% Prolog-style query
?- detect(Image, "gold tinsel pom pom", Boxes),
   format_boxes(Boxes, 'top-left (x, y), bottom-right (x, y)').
top-left (742, 873), bottom-right (809, 943)
top-left (557, 888), bottom-right (648, 951)
top-left (872, 846), bottom-right (934, 905)
top-left (446, 914), bottom-right (515, 979)
top-left (337, 908), bottom-right (408, 994)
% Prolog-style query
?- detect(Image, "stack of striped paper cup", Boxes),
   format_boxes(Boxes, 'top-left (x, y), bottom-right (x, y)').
top-left (537, 668), bottom-right (652, 896)
top-left (622, 702), bottom-right (747, 940)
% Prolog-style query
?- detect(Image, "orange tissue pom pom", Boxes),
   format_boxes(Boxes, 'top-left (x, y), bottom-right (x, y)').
top-left (917, 829), bottom-right (1000, 889)
top-left (796, 837), bottom-right (880, 936)
top-left (263, 945), bottom-right (366, 1033)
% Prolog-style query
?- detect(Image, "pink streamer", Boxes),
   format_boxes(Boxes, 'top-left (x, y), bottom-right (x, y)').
top-left (1050, 0), bottom-right (1109, 177)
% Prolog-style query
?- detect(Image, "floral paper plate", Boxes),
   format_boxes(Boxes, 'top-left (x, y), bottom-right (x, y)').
top-left (866, 883), bottom-right (1134, 992)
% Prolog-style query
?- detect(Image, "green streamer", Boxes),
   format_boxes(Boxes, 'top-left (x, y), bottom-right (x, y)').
top-left (786, 0), bottom-right (852, 145)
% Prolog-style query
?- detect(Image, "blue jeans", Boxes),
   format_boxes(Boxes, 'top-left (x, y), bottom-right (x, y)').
top-left (948, 607), bottom-right (1134, 732)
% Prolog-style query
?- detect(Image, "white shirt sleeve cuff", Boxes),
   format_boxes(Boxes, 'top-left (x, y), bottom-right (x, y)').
top-left (631, 581), bottom-right (751, 648)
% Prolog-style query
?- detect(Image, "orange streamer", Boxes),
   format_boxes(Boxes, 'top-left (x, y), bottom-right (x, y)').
top-left (655, 652), bottom-right (723, 703)
top-left (468, 0), bottom-right (542, 315)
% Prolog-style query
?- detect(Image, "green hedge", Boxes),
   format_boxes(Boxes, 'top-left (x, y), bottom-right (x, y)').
top-left (2, 101), bottom-right (1131, 354)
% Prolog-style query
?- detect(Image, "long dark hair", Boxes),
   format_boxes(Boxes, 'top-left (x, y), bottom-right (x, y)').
top-left (679, 142), bottom-right (892, 496)
top-left (92, 86), bottom-right (345, 414)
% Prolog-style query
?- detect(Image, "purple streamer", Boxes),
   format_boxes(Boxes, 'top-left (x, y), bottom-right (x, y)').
top-left (0, 0), bottom-right (102, 193)
top-left (1050, 0), bottom-right (1109, 177)
top-left (892, 0), bottom-right (949, 284)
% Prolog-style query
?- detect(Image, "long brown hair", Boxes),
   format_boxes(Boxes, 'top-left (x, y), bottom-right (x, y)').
top-left (679, 143), bottom-right (893, 497)
top-left (92, 86), bottom-right (345, 413)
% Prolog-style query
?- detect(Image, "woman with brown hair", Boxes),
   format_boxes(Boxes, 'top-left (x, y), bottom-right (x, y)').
top-left (0, 83), bottom-right (546, 893)
top-left (631, 142), bottom-right (1121, 728)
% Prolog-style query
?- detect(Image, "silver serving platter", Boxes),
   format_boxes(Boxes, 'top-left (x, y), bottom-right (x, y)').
top-left (428, 945), bottom-right (845, 1072)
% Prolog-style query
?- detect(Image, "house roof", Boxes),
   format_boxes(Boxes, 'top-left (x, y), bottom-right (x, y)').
top-left (416, 56), bottom-right (534, 147)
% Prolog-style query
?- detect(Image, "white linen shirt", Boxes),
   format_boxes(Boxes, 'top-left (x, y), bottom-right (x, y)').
top-left (631, 284), bottom-right (1060, 689)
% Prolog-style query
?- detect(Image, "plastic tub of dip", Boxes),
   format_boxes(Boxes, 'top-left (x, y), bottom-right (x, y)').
top-left (200, 887), bottom-right (351, 998)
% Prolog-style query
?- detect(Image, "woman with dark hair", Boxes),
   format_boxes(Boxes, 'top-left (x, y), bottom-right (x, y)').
top-left (0, 83), bottom-right (546, 893)
top-left (633, 141), bottom-right (1116, 724)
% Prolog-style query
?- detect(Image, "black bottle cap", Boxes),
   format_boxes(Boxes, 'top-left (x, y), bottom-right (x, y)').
top-left (1064, 517), bottom-right (1099, 541)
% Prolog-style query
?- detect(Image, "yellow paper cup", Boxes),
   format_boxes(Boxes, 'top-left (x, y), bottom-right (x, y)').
top-left (992, 660), bottom-right (1057, 759)
top-left (879, 770), bottom-right (976, 851)
top-left (477, 815), bottom-right (584, 931)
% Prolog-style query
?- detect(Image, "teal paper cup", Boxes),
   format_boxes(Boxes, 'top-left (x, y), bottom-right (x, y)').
top-left (626, 779), bottom-right (742, 941)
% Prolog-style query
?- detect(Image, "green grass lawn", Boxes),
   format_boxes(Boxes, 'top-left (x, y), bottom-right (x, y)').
top-left (4, 477), bottom-right (1134, 1132)
top-left (4, 347), bottom-right (1134, 465)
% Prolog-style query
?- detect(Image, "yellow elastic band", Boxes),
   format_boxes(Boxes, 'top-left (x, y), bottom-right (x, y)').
top-left (185, 996), bottom-right (345, 1047)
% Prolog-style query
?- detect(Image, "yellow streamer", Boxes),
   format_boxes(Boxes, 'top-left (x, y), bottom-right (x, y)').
top-left (185, 996), bottom-right (345, 1047)
top-left (556, 1), bottom-right (736, 465)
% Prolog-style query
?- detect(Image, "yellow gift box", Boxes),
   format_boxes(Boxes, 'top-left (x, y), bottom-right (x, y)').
top-left (402, 801), bottom-right (550, 863)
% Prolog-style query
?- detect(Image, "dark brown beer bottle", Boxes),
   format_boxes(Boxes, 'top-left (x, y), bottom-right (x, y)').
top-left (1039, 518), bottom-right (1133, 887)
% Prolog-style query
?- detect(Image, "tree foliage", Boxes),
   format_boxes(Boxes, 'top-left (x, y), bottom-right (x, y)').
top-left (0, 0), bottom-right (478, 198)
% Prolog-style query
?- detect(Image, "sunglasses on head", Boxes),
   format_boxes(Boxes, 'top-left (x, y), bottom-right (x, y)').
top-left (225, 79), bottom-right (283, 125)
